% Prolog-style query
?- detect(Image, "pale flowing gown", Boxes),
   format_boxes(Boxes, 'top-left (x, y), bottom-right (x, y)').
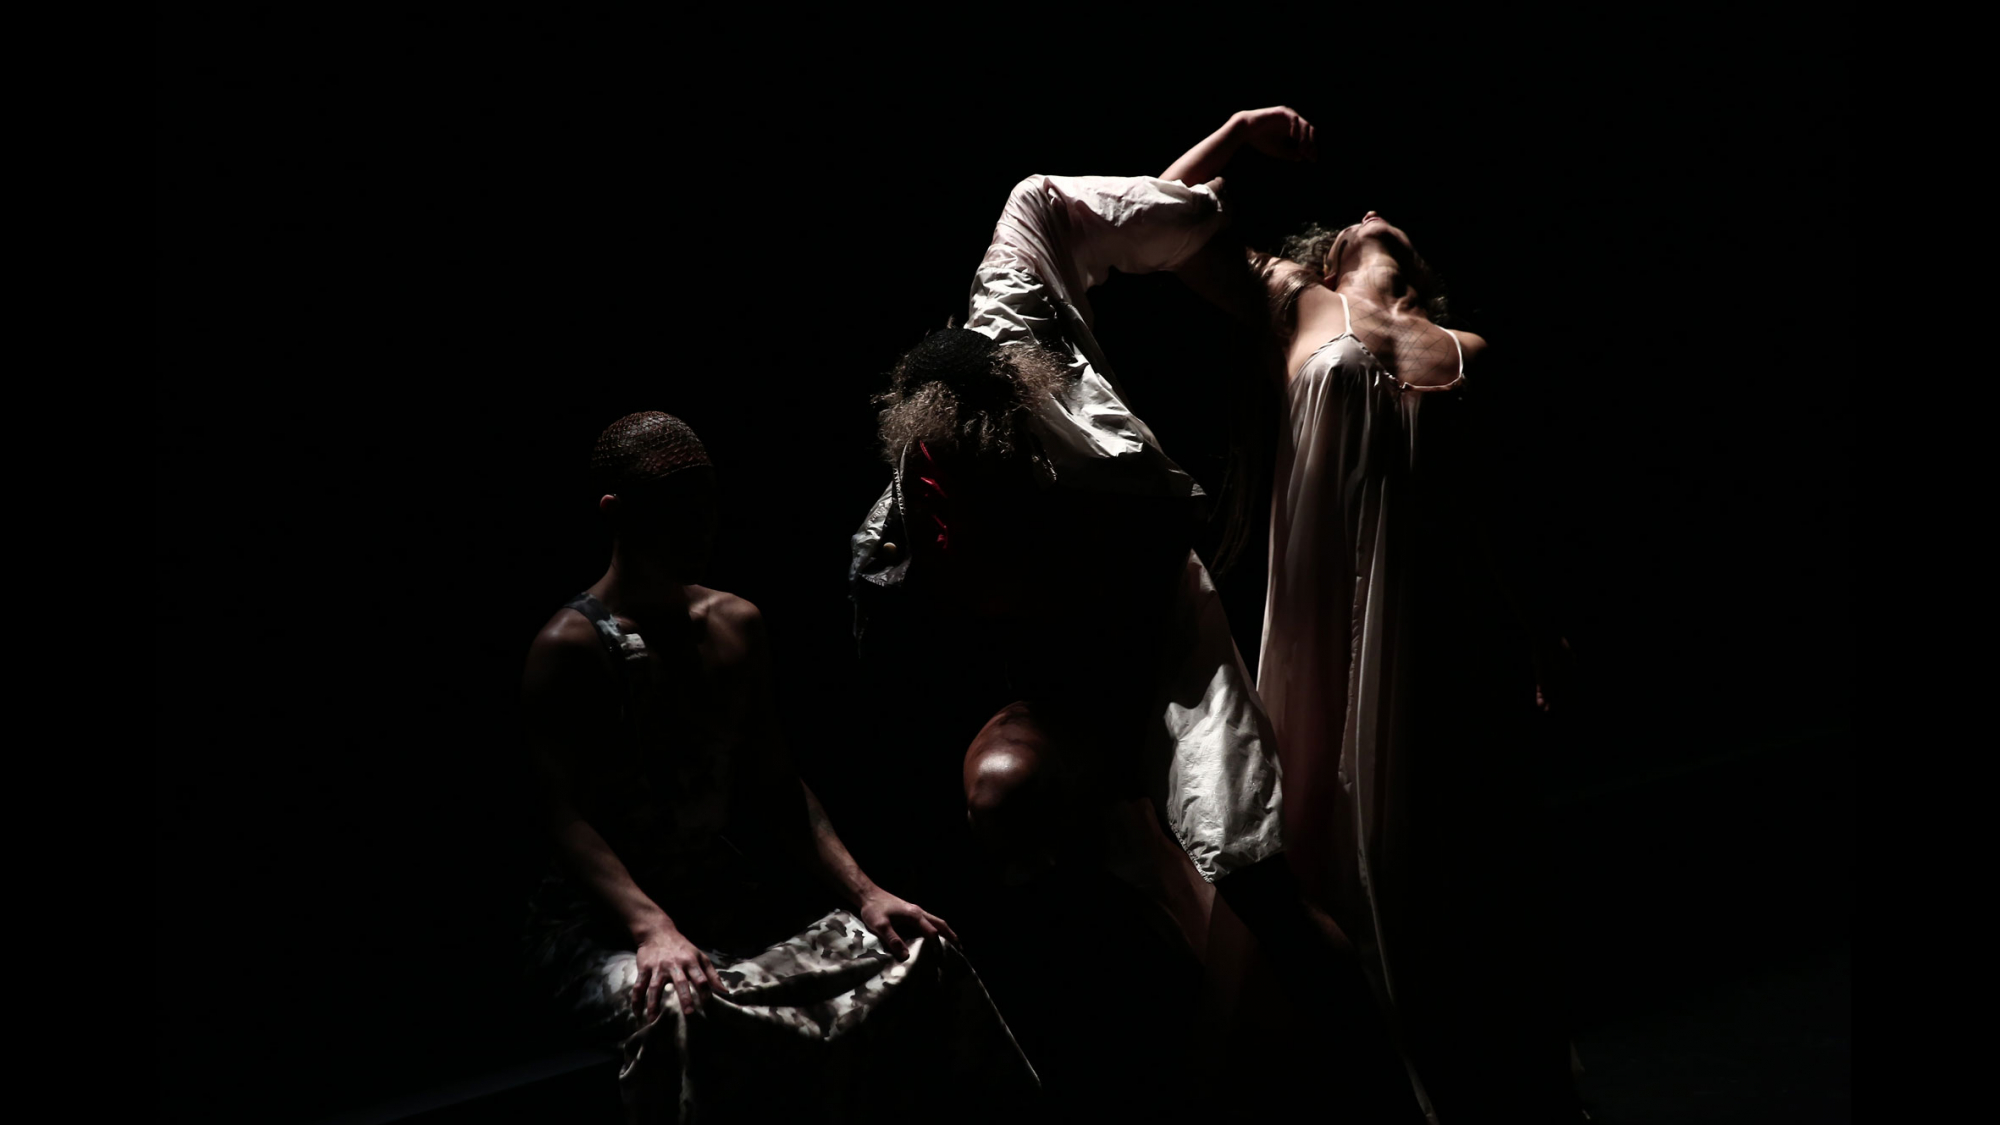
top-left (1258, 297), bottom-right (1574, 1122)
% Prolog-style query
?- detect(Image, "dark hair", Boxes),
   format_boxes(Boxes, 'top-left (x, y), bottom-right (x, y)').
top-left (874, 327), bottom-right (1067, 466)
top-left (1281, 222), bottom-right (1452, 325)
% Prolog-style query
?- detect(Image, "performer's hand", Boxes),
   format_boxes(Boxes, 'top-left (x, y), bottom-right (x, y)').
top-left (632, 924), bottom-right (724, 1023)
top-left (1234, 106), bottom-right (1316, 163)
top-left (857, 887), bottom-right (960, 961)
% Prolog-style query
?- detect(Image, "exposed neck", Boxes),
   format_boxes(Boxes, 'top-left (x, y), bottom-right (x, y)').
top-left (592, 539), bottom-right (692, 623)
top-left (1332, 243), bottom-right (1426, 320)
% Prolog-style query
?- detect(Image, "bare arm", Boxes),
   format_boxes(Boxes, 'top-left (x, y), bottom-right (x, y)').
top-left (522, 616), bottom-right (723, 1020)
top-left (736, 603), bottom-right (960, 958)
top-left (1161, 106), bottom-right (1316, 184)
top-left (1173, 231), bottom-right (1283, 331)
top-left (523, 622), bottom-right (669, 938)
top-left (1164, 109), bottom-right (1322, 338)
top-left (799, 780), bottom-right (878, 907)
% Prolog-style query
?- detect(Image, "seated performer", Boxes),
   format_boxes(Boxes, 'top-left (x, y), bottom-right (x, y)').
top-left (850, 109), bottom-right (1417, 1121)
top-left (524, 411), bottom-right (1037, 1125)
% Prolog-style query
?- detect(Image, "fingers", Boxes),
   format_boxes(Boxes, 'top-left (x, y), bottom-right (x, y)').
top-left (892, 903), bottom-right (958, 949)
top-left (643, 965), bottom-right (665, 1023)
top-left (874, 920), bottom-right (910, 961)
top-left (699, 952), bottom-right (726, 997)
top-left (925, 911), bottom-right (961, 945)
top-left (667, 963), bottom-right (699, 1016)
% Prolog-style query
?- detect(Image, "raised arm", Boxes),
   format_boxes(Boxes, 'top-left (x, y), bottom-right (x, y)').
top-left (1161, 106), bottom-right (1316, 185)
top-left (977, 173), bottom-right (1232, 320)
top-left (1161, 108), bottom-right (1322, 335)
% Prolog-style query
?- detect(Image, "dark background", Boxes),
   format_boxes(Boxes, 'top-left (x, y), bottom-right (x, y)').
top-left (157, 8), bottom-right (1851, 1123)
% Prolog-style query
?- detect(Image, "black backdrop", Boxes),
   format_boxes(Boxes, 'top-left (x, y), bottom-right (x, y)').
top-left (157, 9), bottom-right (1851, 1122)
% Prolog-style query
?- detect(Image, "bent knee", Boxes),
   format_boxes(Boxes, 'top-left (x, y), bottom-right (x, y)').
top-left (965, 742), bottom-right (1047, 816)
top-left (966, 701), bottom-right (1051, 787)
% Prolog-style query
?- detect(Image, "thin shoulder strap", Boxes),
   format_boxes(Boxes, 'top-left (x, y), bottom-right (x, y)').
top-left (1337, 291), bottom-right (1353, 337)
top-left (1443, 326), bottom-right (1464, 380)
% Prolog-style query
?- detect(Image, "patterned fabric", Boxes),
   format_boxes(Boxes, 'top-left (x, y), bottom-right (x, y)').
top-left (526, 597), bottom-right (1039, 1122)
top-left (530, 881), bottom-right (1037, 1124)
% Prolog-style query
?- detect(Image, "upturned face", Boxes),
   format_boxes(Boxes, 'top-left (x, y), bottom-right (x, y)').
top-left (1323, 211), bottom-right (1419, 283)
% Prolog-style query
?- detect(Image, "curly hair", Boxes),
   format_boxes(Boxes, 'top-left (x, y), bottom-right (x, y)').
top-left (1281, 222), bottom-right (1452, 326)
top-left (874, 327), bottom-right (1069, 466)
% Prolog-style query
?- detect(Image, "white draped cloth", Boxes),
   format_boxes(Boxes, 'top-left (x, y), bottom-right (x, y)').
top-left (851, 174), bottom-right (1284, 883)
top-left (1257, 318), bottom-right (1472, 1123)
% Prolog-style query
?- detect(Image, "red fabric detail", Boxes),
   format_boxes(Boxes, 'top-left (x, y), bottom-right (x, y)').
top-left (913, 442), bottom-right (957, 553)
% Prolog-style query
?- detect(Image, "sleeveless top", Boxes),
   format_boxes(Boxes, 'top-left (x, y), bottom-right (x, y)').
top-left (1255, 294), bottom-right (1467, 1121)
top-left (1295, 291), bottom-right (1465, 400)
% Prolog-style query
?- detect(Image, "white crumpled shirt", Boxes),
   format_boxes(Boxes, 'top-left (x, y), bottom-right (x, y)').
top-left (853, 174), bottom-right (1284, 882)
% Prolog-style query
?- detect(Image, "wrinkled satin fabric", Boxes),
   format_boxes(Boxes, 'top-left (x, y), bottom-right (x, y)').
top-left (1260, 333), bottom-right (1425, 987)
top-left (851, 174), bottom-right (1284, 883)
top-left (533, 890), bottom-right (1037, 1124)
top-left (1258, 333), bottom-right (1447, 1122)
top-left (525, 598), bottom-right (1039, 1123)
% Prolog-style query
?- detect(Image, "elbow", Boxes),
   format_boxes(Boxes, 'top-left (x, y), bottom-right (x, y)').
top-left (1003, 175), bottom-right (1056, 222)
top-left (1008, 174), bottom-right (1050, 201)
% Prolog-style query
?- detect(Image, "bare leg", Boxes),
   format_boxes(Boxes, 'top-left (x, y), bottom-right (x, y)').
top-left (963, 703), bottom-right (1214, 959)
top-left (1088, 797), bottom-right (1216, 962)
top-left (1206, 855), bottom-right (1429, 1124)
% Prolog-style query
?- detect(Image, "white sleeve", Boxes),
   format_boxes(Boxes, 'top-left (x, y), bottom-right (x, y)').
top-left (961, 174), bottom-right (1218, 501)
top-left (967, 174), bottom-right (1227, 343)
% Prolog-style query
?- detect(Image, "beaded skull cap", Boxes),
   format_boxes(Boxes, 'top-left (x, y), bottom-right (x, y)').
top-left (591, 411), bottom-right (711, 495)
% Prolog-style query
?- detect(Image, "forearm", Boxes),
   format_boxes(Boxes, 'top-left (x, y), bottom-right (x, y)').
top-left (1162, 113), bottom-right (1248, 184)
top-left (800, 781), bottom-right (878, 908)
top-left (550, 809), bottom-right (678, 942)
top-left (1173, 231), bottom-right (1271, 329)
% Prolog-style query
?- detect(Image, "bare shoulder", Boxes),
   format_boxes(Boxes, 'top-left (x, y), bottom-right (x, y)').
top-left (1446, 327), bottom-right (1490, 368)
top-left (693, 586), bottom-right (761, 625)
top-left (530, 606), bottom-right (601, 656)
top-left (691, 587), bottom-right (767, 652)
top-left (523, 606), bottom-right (608, 698)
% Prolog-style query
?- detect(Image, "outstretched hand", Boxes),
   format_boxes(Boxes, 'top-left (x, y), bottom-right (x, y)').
top-left (858, 887), bottom-right (959, 961)
top-left (1236, 106), bottom-right (1317, 163)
